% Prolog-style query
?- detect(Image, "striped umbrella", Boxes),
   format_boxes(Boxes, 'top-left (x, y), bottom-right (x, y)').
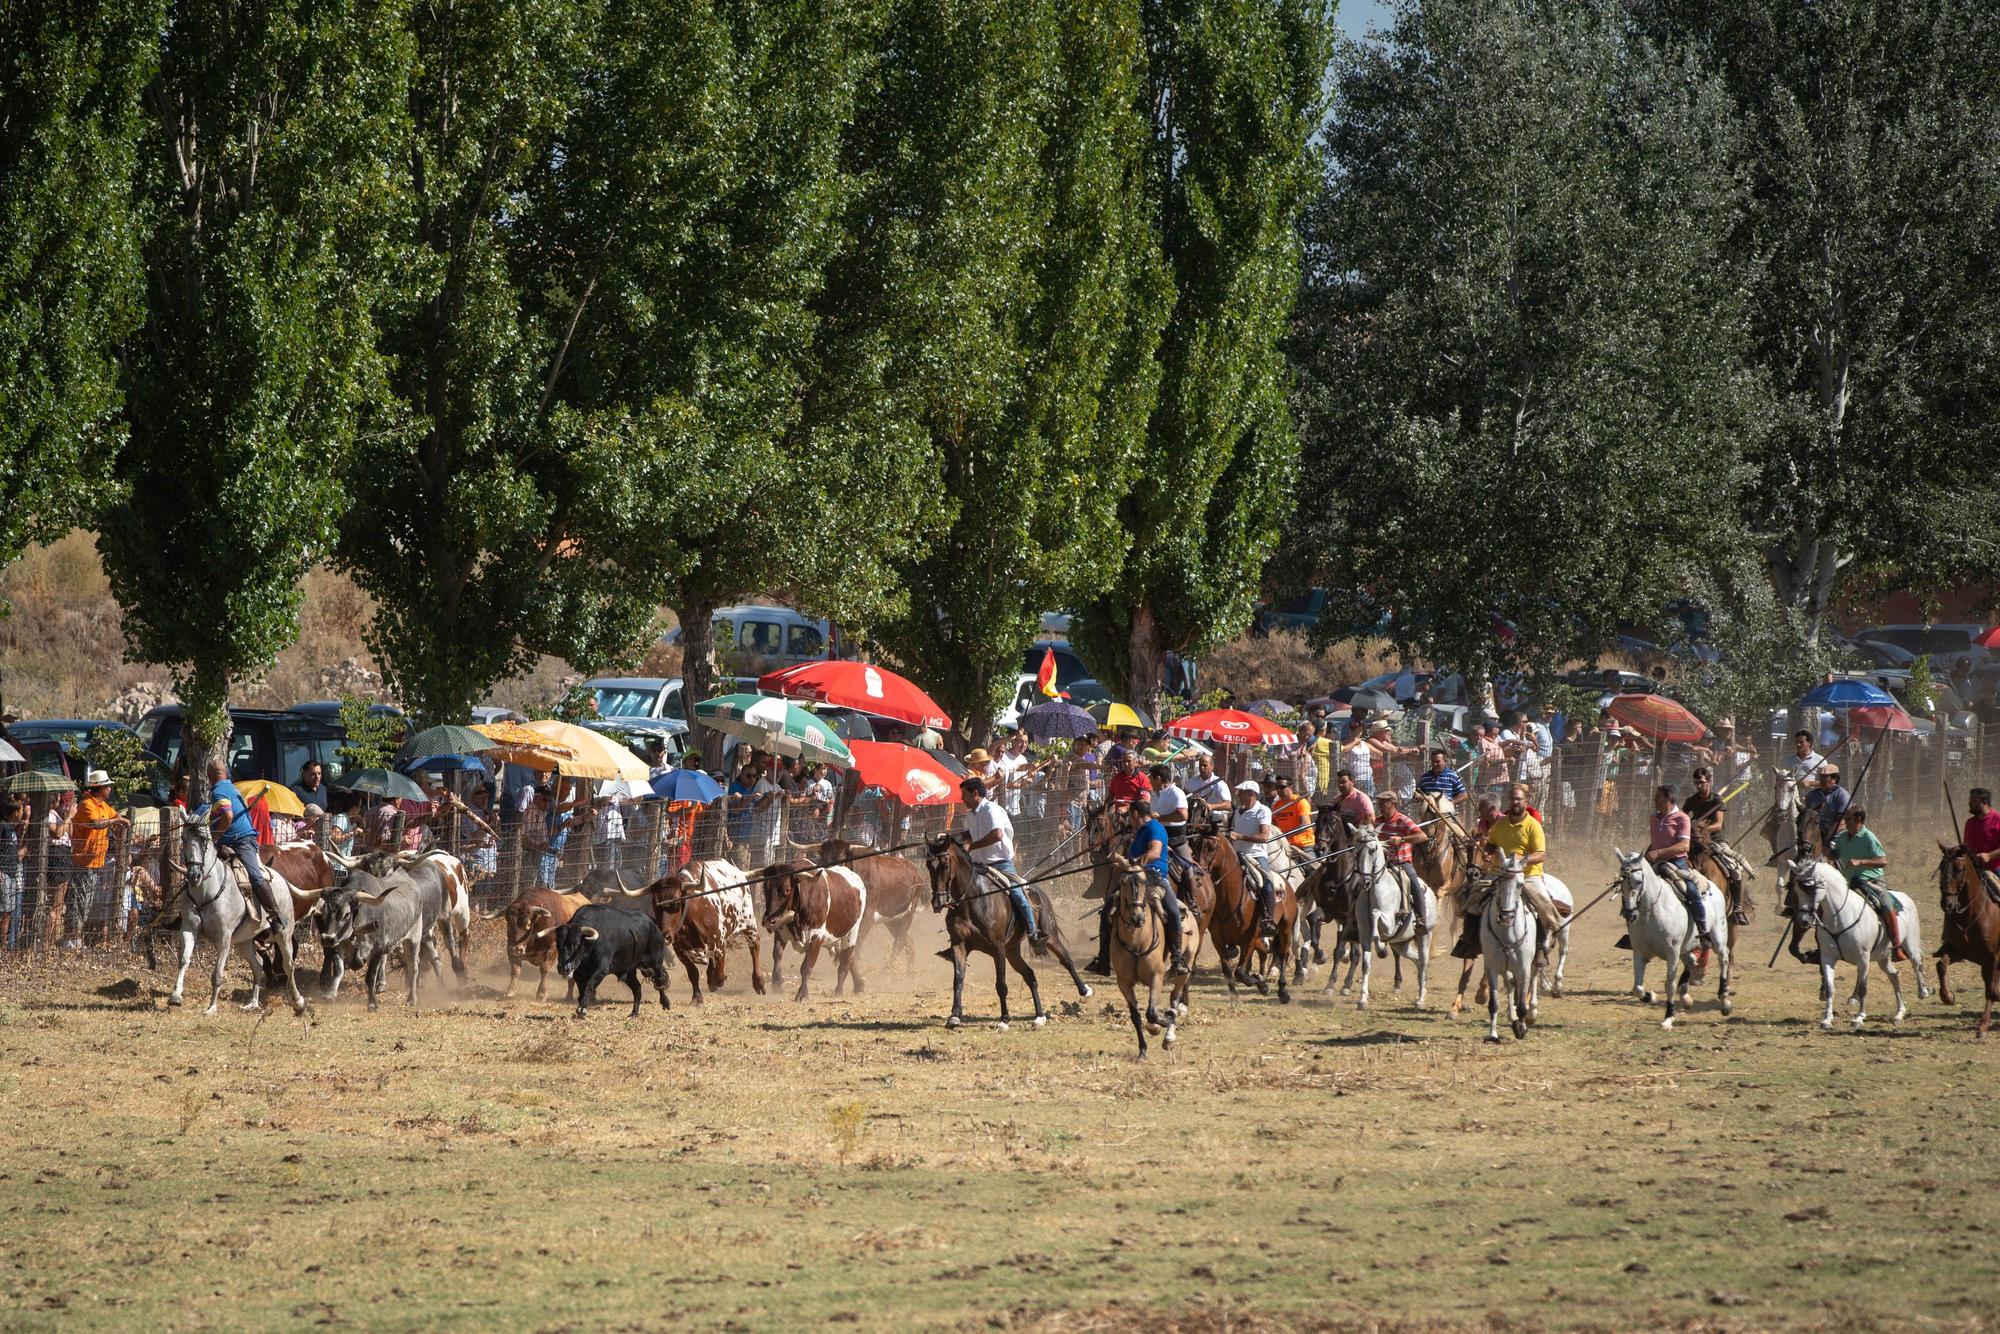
top-left (694, 694), bottom-right (854, 766)
top-left (397, 724), bottom-right (499, 764)
top-left (1165, 708), bottom-right (1298, 747)
top-left (1605, 693), bottom-right (1707, 745)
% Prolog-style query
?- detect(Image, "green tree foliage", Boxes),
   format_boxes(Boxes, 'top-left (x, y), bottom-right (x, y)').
top-left (335, 695), bottom-right (401, 772)
top-left (97, 0), bottom-right (412, 779)
top-left (865, 1), bottom-right (1169, 744)
top-left (0, 3), bottom-right (156, 588)
top-left (80, 725), bottom-right (151, 805)
top-left (1633, 0), bottom-right (2000, 644)
top-left (335, 0), bottom-right (670, 725)
top-left (549, 0), bottom-right (940, 756)
top-left (1285, 0), bottom-right (1759, 679)
top-left (1070, 0), bottom-right (1335, 716)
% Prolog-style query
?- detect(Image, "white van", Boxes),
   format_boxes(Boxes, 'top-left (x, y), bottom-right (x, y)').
top-left (667, 605), bottom-right (835, 666)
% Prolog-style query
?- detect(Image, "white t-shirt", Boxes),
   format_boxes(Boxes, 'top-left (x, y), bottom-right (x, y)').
top-left (1151, 783), bottom-right (1189, 825)
top-left (961, 799), bottom-right (1016, 865)
top-left (1790, 749), bottom-right (1827, 782)
top-left (1186, 773), bottom-right (1229, 807)
top-left (595, 801), bottom-right (625, 843)
top-left (1230, 802), bottom-right (1273, 861)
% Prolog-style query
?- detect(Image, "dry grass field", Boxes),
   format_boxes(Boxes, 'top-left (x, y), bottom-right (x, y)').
top-left (2, 848), bottom-right (1997, 1332)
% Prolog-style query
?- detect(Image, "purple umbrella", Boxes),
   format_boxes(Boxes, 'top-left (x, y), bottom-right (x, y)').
top-left (1018, 700), bottom-right (1097, 741)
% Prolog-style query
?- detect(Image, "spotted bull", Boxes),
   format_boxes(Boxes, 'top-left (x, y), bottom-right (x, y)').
top-left (760, 861), bottom-right (867, 1001)
top-left (554, 904), bottom-right (672, 1018)
top-left (606, 860), bottom-right (765, 1004)
top-left (802, 838), bottom-right (926, 972)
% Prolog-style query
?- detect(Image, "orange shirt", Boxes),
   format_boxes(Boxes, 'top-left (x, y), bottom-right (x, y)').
top-left (1272, 795), bottom-right (1316, 849)
top-left (72, 795), bottom-right (117, 870)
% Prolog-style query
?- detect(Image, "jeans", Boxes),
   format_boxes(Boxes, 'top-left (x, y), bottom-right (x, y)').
top-left (221, 834), bottom-right (274, 911)
top-left (1659, 855), bottom-right (1708, 933)
top-left (983, 858), bottom-right (1037, 936)
top-left (1145, 867), bottom-right (1184, 948)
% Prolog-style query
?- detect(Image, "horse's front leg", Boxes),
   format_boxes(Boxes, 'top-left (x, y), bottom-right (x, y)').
top-left (992, 951), bottom-right (1011, 1032)
top-left (1633, 948), bottom-right (1653, 1004)
top-left (169, 925), bottom-right (195, 1007)
top-left (1819, 955), bottom-right (1838, 1030)
top-left (1879, 948), bottom-right (1905, 1025)
top-left (1485, 957), bottom-right (1502, 1041)
top-left (1355, 931), bottom-right (1372, 1011)
top-left (945, 942), bottom-right (969, 1030)
top-left (1007, 940), bottom-right (1047, 1027)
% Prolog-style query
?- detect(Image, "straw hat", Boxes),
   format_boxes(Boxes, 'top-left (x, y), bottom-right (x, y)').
top-left (966, 748), bottom-right (992, 764)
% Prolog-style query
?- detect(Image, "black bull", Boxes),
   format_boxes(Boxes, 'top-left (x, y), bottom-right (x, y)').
top-left (554, 903), bottom-right (672, 1018)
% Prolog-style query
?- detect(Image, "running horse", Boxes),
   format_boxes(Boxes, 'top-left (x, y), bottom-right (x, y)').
top-left (924, 836), bottom-right (1092, 1031)
top-left (1107, 858), bottom-right (1197, 1058)
top-left (1934, 844), bottom-right (2000, 1038)
top-left (1190, 816), bottom-right (1297, 1003)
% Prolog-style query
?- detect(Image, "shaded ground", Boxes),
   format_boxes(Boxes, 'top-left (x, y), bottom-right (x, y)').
top-left (1, 862), bottom-right (1996, 1332)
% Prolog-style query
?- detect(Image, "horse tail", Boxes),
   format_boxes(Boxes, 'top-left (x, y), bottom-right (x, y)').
top-left (1029, 885), bottom-right (1061, 957)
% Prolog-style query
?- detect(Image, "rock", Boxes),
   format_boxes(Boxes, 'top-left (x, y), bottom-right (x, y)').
top-left (102, 680), bottom-right (176, 725)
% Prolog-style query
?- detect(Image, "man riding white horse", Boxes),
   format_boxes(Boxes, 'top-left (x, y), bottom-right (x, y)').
top-left (1373, 791), bottom-right (1432, 934)
top-left (1643, 783), bottom-right (1721, 953)
top-left (1230, 779), bottom-right (1281, 946)
top-left (1830, 805), bottom-right (1904, 958)
top-left (197, 757), bottom-right (280, 927)
top-left (1483, 784), bottom-right (1562, 963)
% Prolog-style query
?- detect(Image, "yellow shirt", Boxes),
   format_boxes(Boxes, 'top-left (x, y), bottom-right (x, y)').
top-left (1484, 813), bottom-right (1546, 876)
top-left (1306, 737), bottom-right (1333, 792)
top-left (1272, 795), bottom-right (1315, 849)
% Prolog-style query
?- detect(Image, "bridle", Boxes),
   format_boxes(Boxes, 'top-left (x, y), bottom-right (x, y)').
top-left (1791, 862), bottom-right (1864, 943)
top-left (180, 826), bottom-right (228, 912)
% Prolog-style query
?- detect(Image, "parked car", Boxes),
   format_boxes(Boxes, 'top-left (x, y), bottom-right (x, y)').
top-left (580, 717), bottom-right (686, 763)
top-left (0, 731), bottom-right (83, 783)
top-left (1834, 636), bottom-right (1918, 669)
top-left (586, 676), bottom-right (684, 724)
top-left (471, 705), bottom-right (526, 725)
top-left (2, 719), bottom-right (143, 765)
top-left (135, 705), bottom-right (352, 799)
top-left (666, 605), bottom-right (838, 666)
top-left (1855, 623), bottom-right (1991, 671)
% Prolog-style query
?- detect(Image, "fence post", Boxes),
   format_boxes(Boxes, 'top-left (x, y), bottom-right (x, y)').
top-left (26, 799), bottom-right (50, 953)
top-left (110, 813), bottom-right (134, 949)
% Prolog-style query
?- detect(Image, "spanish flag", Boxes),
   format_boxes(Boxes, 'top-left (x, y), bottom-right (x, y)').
top-left (1036, 647), bottom-right (1063, 699)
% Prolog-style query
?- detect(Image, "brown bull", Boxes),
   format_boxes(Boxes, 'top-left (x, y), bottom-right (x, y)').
top-left (805, 838), bottom-right (926, 971)
top-left (606, 860), bottom-right (766, 1004)
top-left (760, 861), bottom-right (868, 1001)
top-left (484, 886), bottom-right (593, 999)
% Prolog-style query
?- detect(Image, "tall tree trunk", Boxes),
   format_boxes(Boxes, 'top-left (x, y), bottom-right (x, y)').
top-left (182, 661), bottom-right (231, 802)
top-left (1127, 600), bottom-right (1165, 721)
top-left (678, 599), bottom-right (718, 768)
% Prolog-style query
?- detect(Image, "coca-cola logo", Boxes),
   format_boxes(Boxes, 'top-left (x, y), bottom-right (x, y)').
top-left (864, 667), bottom-right (884, 699)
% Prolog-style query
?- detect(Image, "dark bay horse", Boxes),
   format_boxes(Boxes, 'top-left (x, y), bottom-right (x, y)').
top-left (925, 837), bottom-right (1093, 1030)
top-left (1935, 844), bottom-right (2000, 1038)
top-left (1191, 822), bottom-right (1296, 1003)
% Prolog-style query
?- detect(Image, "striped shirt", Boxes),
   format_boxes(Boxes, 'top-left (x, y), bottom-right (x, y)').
top-left (1416, 767), bottom-right (1467, 800)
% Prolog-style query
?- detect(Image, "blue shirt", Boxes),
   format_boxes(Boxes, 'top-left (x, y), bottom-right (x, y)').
top-left (1127, 818), bottom-right (1170, 879)
top-left (200, 778), bottom-right (257, 843)
top-left (545, 808), bottom-right (574, 854)
top-left (1806, 784), bottom-right (1850, 831)
top-left (1416, 768), bottom-right (1467, 800)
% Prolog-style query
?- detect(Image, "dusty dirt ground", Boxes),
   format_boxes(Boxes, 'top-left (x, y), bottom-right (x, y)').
top-left (1, 850), bottom-right (1997, 1332)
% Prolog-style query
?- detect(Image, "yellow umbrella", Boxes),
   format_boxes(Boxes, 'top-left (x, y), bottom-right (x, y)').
top-left (523, 719), bottom-right (652, 783)
top-left (236, 779), bottom-right (307, 817)
top-left (471, 720), bottom-right (578, 772)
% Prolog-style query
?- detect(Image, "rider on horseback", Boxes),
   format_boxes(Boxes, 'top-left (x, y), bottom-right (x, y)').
top-left (1231, 780), bottom-right (1281, 944)
top-left (1963, 790), bottom-right (2000, 899)
top-left (1683, 766), bottom-right (1752, 926)
top-left (1374, 792), bottom-right (1432, 932)
top-left (1149, 763), bottom-right (1200, 898)
top-left (198, 757), bottom-right (280, 928)
top-left (1831, 806), bottom-right (1903, 958)
top-left (1484, 785), bottom-right (1564, 962)
top-left (957, 778), bottom-right (1046, 946)
top-left (1123, 799), bottom-right (1189, 977)
top-left (1644, 783), bottom-right (1720, 952)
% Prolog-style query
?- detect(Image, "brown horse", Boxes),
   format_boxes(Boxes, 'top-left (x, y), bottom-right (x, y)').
top-left (1086, 800), bottom-right (1214, 989)
top-left (925, 837), bottom-right (1093, 1030)
top-left (1108, 860), bottom-right (1196, 1058)
top-left (1935, 845), bottom-right (2000, 1038)
top-left (794, 836), bottom-right (927, 972)
top-left (1191, 824), bottom-right (1296, 1003)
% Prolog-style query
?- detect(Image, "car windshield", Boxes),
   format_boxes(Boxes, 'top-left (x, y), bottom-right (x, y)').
top-left (593, 687), bottom-right (659, 717)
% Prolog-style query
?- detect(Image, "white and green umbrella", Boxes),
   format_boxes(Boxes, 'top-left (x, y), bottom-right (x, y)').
top-left (694, 694), bottom-right (853, 767)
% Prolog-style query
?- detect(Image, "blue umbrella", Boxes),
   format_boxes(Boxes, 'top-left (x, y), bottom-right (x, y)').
top-left (1017, 700), bottom-right (1097, 741)
top-left (650, 767), bottom-right (724, 804)
top-left (1798, 679), bottom-right (1895, 709)
top-left (397, 752), bottom-right (489, 776)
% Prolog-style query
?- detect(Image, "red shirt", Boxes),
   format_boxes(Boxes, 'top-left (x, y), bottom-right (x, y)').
top-left (1108, 771), bottom-right (1152, 805)
top-left (1965, 809), bottom-right (2000, 859)
top-left (1377, 809), bottom-right (1422, 865)
top-left (249, 794), bottom-right (276, 848)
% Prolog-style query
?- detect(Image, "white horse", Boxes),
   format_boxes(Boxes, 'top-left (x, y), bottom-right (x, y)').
top-left (168, 820), bottom-right (309, 1016)
top-left (1347, 826), bottom-right (1432, 1010)
top-left (1765, 768), bottom-right (1807, 865)
top-left (1613, 848), bottom-right (1732, 1030)
top-left (1787, 858), bottom-right (1931, 1030)
top-left (1480, 855), bottom-right (1536, 1041)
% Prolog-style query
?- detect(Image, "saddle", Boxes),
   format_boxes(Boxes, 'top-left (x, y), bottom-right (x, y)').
top-left (1978, 865), bottom-right (2000, 908)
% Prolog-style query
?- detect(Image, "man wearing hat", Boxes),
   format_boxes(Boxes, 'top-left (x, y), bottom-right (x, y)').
top-left (1231, 779), bottom-right (1281, 945)
top-left (1088, 793), bottom-right (1191, 978)
top-left (956, 777), bottom-right (1044, 945)
top-left (1802, 764), bottom-right (1849, 856)
top-left (66, 770), bottom-right (130, 948)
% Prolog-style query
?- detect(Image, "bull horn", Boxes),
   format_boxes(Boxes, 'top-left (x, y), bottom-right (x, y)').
top-left (610, 881), bottom-right (653, 899)
top-left (766, 910), bottom-right (795, 928)
top-left (580, 926), bottom-right (599, 940)
top-left (355, 887), bottom-right (391, 904)
top-left (527, 906), bottom-right (552, 921)
top-left (324, 849), bottom-right (360, 870)
top-left (534, 925), bottom-right (557, 939)
top-left (478, 888), bottom-right (526, 920)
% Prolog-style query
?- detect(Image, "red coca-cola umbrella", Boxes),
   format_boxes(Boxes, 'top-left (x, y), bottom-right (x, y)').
top-left (1165, 708), bottom-right (1298, 747)
top-left (843, 740), bottom-right (960, 806)
top-left (1849, 704), bottom-right (1916, 733)
top-left (758, 660), bottom-right (952, 730)
top-left (1976, 625), bottom-right (2000, 649)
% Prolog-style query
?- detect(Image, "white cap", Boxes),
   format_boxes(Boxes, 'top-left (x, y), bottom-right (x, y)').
top-left (1234, 779), bottom-right (1262, 794)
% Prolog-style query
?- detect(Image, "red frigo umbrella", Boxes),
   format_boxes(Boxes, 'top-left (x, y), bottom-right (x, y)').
top-left (758, 660), bottom-right (952, 730)
top-left (1165, 708), bottom-right (1299, 747)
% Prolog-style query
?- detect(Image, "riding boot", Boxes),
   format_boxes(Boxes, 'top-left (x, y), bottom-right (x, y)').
top-left (1255, 875), bottom-right (1277, 945)
top-left (1883, 907), bottom-right (1905, 961)
top-left (1728, 878), bottom-right (1749, 926)
top-left (1086, 899), bottom-right (1114, 977)
top-left (1685, 890), bottom-right (1718, 952)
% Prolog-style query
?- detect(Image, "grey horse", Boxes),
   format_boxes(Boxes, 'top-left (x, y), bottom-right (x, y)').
top-left (167, 819), bottom-right (308, 1016)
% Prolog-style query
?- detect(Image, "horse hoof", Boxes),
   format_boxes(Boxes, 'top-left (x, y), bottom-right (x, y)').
top-left (1146, 1021), bottom-right (1161, 1035)
top-left (167, 994), bottom-right (183, 1008)
top-left (1720, 999), bottom-right (1734, 1017)
top-left (1486, 1034), bottom-right (1503, 1044)
top-left (1641, 990), bottom-right (1655, 1004)
top-left (1820, 1019), bottom-right (1834, 1031)
top-left (1078, 984), bottom-right (1093, 999)
top-left (1548, 984), bottom-right (1564, 998)
top-left (994, 1021), bottom-right (1009, 1033)
top-left (1850, 1017), bottom-right (1865, 1030)
top-left (1254, 979), bottom-right (1269, 996)
top-left (1356, 998), bottom-right (1369, 1012)
top-left (239, 1001), bottom-right (261, 1013)
top-left (945, 1014), bottom-right (962, 1030)
top-left (1278, 988), bottom-right (1292, 1005)
top-left (1512, 1019), bottom-right (1527, 1039)
top-left (1032, 1015), bottom-right (1047, 1029)
top-left (1339, 985), bottom-right (1352, 997)
top-left (1661, 1017), bottom-right (1675, 1030)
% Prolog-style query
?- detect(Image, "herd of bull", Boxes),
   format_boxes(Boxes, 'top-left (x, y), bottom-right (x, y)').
top-left (157, 831), bottom-right (933, 1018)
